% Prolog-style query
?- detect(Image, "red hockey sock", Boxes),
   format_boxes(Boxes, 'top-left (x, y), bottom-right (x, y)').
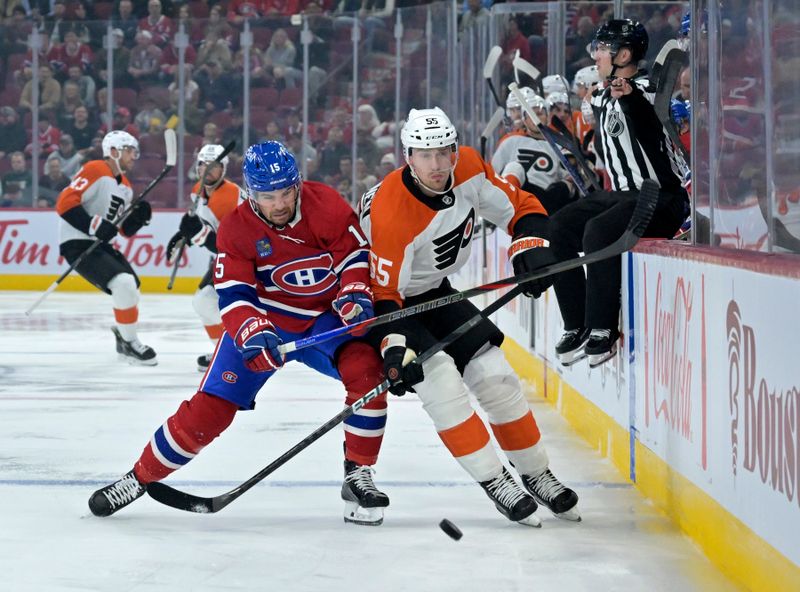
top-left (134, 391), bottom-right (238, 483)
top-left (337, 341), bottom-right (387, 466)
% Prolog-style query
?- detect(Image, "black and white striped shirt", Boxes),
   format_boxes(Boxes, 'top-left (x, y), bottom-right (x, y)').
top-left (591, 75), bottom-right (684, 194)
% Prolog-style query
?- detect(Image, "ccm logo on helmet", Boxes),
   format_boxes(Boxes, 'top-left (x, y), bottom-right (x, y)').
top-left (270, 253), bottom-right (337, 296)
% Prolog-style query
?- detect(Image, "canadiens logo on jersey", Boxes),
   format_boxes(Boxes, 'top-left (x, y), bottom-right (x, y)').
top-left (432, 208), bottom-right (475, 270)
top-left (256, 238), bottom-right (272, 257)
top-left (268, 253), bottom-right (338, 296)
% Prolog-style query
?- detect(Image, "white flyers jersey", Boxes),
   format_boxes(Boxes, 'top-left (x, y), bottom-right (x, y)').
top-left (491, 131), bottom-right (570, 189)
top-left (190, 179), bottom-right (245, 232)
top-left (56, 160), bottom-right (133, 245)
top-left (359, 146), bottom-right (546, 304)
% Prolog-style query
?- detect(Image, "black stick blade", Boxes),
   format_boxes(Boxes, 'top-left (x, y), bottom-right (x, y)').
top-left (627, 179), bottom-right (660, 243)
top-left (147, 481), bottom-right (218, 513)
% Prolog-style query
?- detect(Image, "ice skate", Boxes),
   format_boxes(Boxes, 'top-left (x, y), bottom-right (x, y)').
top-left (521, 468), bottom-right (580, 521)
top-left (88, 470), bottom-right (146, 517)
top-left (341, 460), bottom-right (390, 526)
top-left (197, 353), bottom-right (212, 372)
top-left (585, 328), bottom-right (620, 368)
top-left (555, 327), bottom-right (590, 366)
top-left (479, 467), bottom-right (541, 527)
top-left (112, 327), bottom-right (158, 366)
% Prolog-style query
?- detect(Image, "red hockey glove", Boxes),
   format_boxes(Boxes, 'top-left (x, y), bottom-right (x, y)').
top-left (234, 317), bottom-right (284, 372)
top-left (332, 282), bottom-right (374, 327)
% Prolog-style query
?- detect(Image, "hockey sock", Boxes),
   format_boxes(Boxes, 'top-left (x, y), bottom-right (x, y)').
top-left (109, 273), bottom-right (140, 341)
top-left (193, 285), bottom-right (223, 344)
top-left (134, 391), bottom-right (238, 483)
top-left (337, 341), bottom-right (387, 465)
top-left (204, 323), bottom-right (225, 342)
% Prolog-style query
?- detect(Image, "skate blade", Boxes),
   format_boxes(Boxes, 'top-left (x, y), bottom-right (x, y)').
top-left (559, 350), bottom-right (587, 367)
top-left (552, 506), bottom-right (582, 522)
top-left (343, 501), bottom-right (384, 526)
top-left (587, 348), bottom-right (617, 368)
top-left (118, 354), bottom-right (158, 367)
top-left (516, 513), bottom-right (542, 528)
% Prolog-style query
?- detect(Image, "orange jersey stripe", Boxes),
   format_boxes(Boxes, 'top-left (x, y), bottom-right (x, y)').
top-left (438, 412), bottom-right (491, 457)
top-left (56, 160), bottom-right (122, 215)
top-left (490, 410), bottom-right (541, 451)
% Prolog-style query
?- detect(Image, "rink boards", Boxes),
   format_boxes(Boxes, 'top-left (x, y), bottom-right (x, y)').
top-left (456, 227), bottom-right (800, 592)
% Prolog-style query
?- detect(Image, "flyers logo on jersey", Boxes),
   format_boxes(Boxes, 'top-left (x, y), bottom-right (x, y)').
top-left (270, 253), bottom-right (338, 296)
top-left (432, 209), bottom-right (475, 270)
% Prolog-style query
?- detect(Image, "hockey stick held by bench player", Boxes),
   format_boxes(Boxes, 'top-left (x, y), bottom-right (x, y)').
top-left (277, 178), bottom-right (659, 356)
top-left (166, 139), bottom-right (236, 290)
top-left (146, 285), bottom-right (526, 514)
top-left (25, 129), bottom-right (177, 316)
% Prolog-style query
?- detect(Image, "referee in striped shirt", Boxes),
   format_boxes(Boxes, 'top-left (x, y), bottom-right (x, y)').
top-left (545, 19), bottom-right (689, 368)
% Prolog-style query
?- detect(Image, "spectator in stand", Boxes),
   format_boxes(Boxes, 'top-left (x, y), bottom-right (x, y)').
top-left (262, 28), bottom-right (301, 90)
top-left (16, 33), bottom-right (51, 88)
top-left (333, 0), bottom-right (394, 52)
top-left (158, 30), bottom-right (196, 81)
top-left (64, 105), bottom-right (97, 151)
top-left (128, 29), bottom-right (163, 87)
top-left (355, 157), bottom-right (376, 190)
top-left (376, 151), bottom-right (395, 181)
top-left (221, 111), bottom-right (257, 154)
top-left (139, 0), bottom-right (174, 48)
top-left (0, 107), bottom-right (28, 161)
top-left (97, 28), bottom-right (134, 89)
top-left (57, 80), bottom-right (85, 130)
top-left (501, 18), bottom-right (531, 78)
top-left (567, 16), bottom-right (598, 75)
top-left (644, 10), bottom-right (675, 67)
top-left (20, 64), bottom-right (62, 112)
top-left (100, 107), bottom-right (140, 138)
top-left (317, 125), bottom-right (349, 178)
top-left (70, 1), bottom-right (100, 48)
top-left (355, 127), bottom-right (379, 170)
top-left (114, 0), bottom-right (140, 48)
top-left (39, 155), bottom-right (71, 204)
top-left (47, 134), bottom-right (83, 178)
top-left (1, 6), bottom-right (29, 55)
top-left (459, 0), bottom-right (489, 35)
top-left (134, 97), bottom-right (166, 134)
top-left (1, 151), bottom-right (33, 205)
top-left (262, 120), bottom-right (283, 143)
top-left (202, 122), bottom-right (221, 146)
top-left (48, 29), bottom-right (94, 80)
top-left (45, 0), bottom-right (69, 45)
top-left (195, 60), bottom-right (235, 112)
top-left (284, 108), bottom-right (316, 143)
top-left (167, 73), bottom-right (204, 134)
top-left (286, 132), bottom-right (317, 174)
top-left (197, 4), bottom-right (235, 49)
top-left (356, 104), bottom-right (394, 151)
top-left (26, 113), bottom-right (62, 157)
top-left (66, 65), bottom-right (96, 109)
top-left (196, 30), bottom-right (232, 72)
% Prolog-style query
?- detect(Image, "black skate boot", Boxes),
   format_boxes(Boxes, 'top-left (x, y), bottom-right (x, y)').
top-left (479, 467), bottom-right (541, 527)
top-left (197, 353), bottom-right (212, 372)
top-left (585, 328), bottom-right (620, 368)
top-left (88, 470), bottom-right (146, 517)
top-left (521, 468), bottom-right (580, 521)
top-left (112, 327), bottom-right (158, 366)
top-left (341, 460), bottom-right (390, 526)
top-left (555, 327), bottom-right (590, 366)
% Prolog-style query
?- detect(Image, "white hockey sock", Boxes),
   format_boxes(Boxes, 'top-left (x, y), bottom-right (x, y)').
top-left (109, 273), bottom-right (140, 341)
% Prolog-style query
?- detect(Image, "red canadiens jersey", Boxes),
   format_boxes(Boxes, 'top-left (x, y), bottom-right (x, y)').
top-left (214, 181), bottom-right (370, 336)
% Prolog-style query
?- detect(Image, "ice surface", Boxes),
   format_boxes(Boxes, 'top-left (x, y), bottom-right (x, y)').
top-left (0, 292), bottom-right (738, 591)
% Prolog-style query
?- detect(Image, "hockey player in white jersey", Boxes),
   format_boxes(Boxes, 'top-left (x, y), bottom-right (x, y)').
top-left (492, 89), bottom-right (577, 215)
top-left (165, 144), bottom-right (245, 370)
top-left (55, 130), bottom-right (156, 365)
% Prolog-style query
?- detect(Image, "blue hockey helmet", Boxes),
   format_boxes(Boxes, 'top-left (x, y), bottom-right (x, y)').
top-left (242, 141), bottom-right (301, 193)
top-left (670, 98), bottom-right (690, 124)
top-left (679, 11), bottom-right (691, 37)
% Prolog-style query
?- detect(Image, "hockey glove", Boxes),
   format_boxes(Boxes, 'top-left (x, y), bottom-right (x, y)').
top-left (235, 317), bottom-right (284, 373)
top-left (380, 333), bottom-right (424, 396)
top-left (508, 236), bottom-right (558, 298)
top-left (88, 215), bottom-right (118, 242)
top-left (179, 212), bottom-right (212, 247)
top-left (332, 282), bottom-right (374, 327)
top-left (166, 231), bottom-right (185, 264)
top-left (120, 200), bottom-right (152, 237)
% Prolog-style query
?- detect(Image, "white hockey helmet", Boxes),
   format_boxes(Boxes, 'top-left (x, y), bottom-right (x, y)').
top-left (542, 74), bottom-right (568, 97)
top-left (102, 130), bottom-right (139, 159)
top-left (546, 92), bottom-right (570, 109)
top-left (572, 65), bottom-right (601, 92)
top-left (196, 143), bottom-right (229, 178)
top-left (506, 86), bottom-right (534, 114)
top-left (400, 107), bottom-right (458, 159)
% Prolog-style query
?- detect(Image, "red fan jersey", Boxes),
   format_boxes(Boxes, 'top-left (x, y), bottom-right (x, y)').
top-left (214, 181), bottom-right (370, 336)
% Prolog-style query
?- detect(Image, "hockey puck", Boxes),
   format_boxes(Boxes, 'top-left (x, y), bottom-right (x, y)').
top-left (439, 519), bottom-right (462, 541)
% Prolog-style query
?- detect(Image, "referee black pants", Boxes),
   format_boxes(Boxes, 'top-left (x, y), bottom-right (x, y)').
top-left (547, 189), bottom-right (688, 331)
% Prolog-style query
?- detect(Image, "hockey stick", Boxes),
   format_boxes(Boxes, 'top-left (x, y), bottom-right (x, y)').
top-left (511, 53), bottom-right (544, 99)
top-left (508, 83), bottom-right (592, 198)
top-left (480, 107), bottom-right (505, 161)
top-left (146, 285), bottom-right (526, 514)
top-left (166, 140), bottom-right (236, 290)
top-left (25, 129), bottom-right (177, 315)
top-left (651, 42), bottom-right (690, 163)
top-left (277, 178), bottom-right (659, 356)
top-left (549, 115), bottom-right (602, 192)
top-left (483, 45), bottom-right (504, 109)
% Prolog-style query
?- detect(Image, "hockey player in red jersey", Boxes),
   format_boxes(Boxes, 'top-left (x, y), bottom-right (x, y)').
top-left (165, 144), bottom-right (245, 371)
top-left (55, 130), bottom-right (156, 365)
top-left (359, 107), bottom-right (580, 525)
top-left (89, 141), bottom-right (390, 525)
